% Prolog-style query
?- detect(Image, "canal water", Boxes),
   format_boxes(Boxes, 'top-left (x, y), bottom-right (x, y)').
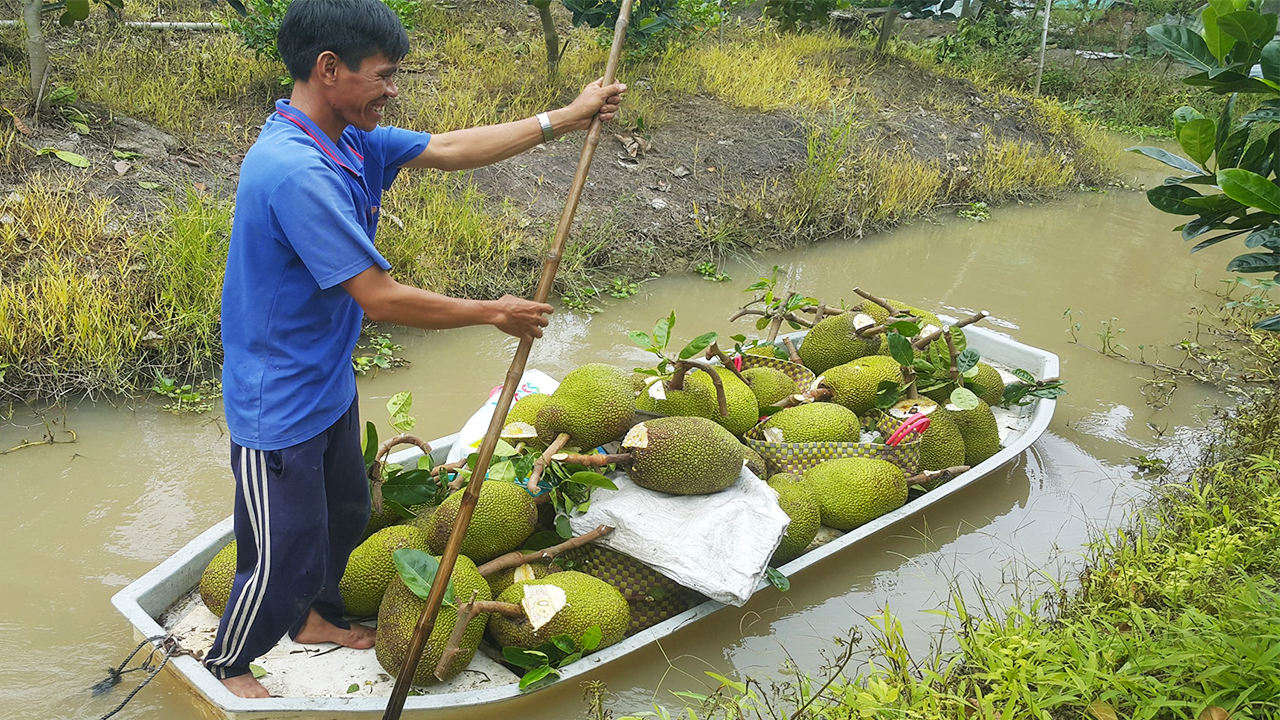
top-left (0, 153), bottom-right (1241, 719)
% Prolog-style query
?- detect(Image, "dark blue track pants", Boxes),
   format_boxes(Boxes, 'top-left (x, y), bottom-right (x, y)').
top-left (204, 397), bottom-right (370, 680)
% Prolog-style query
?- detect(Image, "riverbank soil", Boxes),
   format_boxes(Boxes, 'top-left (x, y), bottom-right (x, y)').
top-left (1, 0), bottom-right (1131, 401)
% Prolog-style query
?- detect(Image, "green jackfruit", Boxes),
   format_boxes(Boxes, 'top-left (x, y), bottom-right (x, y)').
top-left (745, 345), bottom-right (783, 358)
top-left (768, 477), bottom-right (820, 564)
top-left (759, 402), bottom-right (861, 443)
top-left (686, 367), bottom-right (760, 436)
top-left (489, 571), bottom-right (630, 652)
top-left (635, 374), bottom-right (718, 420)
top-left (946, 400), bottom-right (1001, 467)
top-left (537, 363), bottom-right (635, 449)
top-left (886, 398), bottom-right (966, 476)
top-left (797, 312), bottom-right (882, 374)
top-left (804, 457), bottom-right (908, 531)
top-left (969, 363), bottom-right (1005, 406)
top-left (561, 545), bottom-right (703, 635)
top-left (822, 355), bottom-right (903, 416)
top-left (487, 559), bottom-right (559, 599)
top-left (741, 366), bottom-right (798, 407)
top-left (622, 416), bottom-right (744, 495)
top-left (339, 525), bottom-right (430, 617)
top-left (375, 555), bottom-right (490, 684)
top-left (199, 541), bottom-right (237, 617)
top-left (425, 482), bottom-right (537, 563)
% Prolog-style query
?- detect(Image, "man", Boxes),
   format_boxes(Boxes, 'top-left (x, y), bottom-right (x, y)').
top-left (206, 0), bottom-right (625, 698)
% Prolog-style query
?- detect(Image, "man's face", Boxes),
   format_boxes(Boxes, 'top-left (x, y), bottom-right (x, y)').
top-left (333, 51), bottom-right (400, 132)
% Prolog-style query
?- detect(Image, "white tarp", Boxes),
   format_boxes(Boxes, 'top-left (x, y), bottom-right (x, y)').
top-left (569, 469), bottom-right (790, 606)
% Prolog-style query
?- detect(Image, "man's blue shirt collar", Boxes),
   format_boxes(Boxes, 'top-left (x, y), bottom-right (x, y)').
top-left (272, 98), bottom-right (365, 177)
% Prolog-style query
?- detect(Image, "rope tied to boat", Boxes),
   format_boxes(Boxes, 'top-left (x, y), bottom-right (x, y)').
top-left (93, 634), bottom-right (188, 719)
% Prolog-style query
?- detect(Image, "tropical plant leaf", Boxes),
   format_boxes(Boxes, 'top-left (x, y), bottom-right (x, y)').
top-left (887, 333), bottom-right (914, 367)
top-left (1191, 229), bottom-right (1251, 252)
top-left (392, 549), bottom-right (455, 605)
top-left (363, 421), bottom-right (379, 468)
top-left (949, 387), bottom-right (980, 410)
top-left (1147, 184), bottom-right (1205, 215)
top-left (653, 312), bottom-right (674, 351)
top-left (1128, 146), bottom-right (1204, 174)
top-left (1218, 168), bottom-right (1280, 213)
top-left (1173, 106), bottom-right (1206, 136)
top-left (1182, 213), bottom-right (1231, 240)
top-left (765, 567), bottom-right (790, 591)
top-left (518, 665), bottom-right (560, 690)
top-left (1201, 5), bottom-right (1236, 62)
top-left (1263, 39), bottom-right (1280, 82)
top-left (956, 348), bottom-right (980, 374)
top-left (678, 331), bottom-right (717, 360)
top-left (627, 330), bottom-right (652, 349)
top-left (1178, 118), bottom-right (1217, 166)
top-left (503, 647), bottom-right (550, 669)
top-left (1245, 225), bottom-right (1280, 249)
top-left (581, 625), bottom-right (603, 651)
top-left (1217, 10), bottom-right (1270, 47)
top-left (36, 147), bottom-right (90, 168)
top-left (1226, 251), bottom-right (1280, 273)
top-left (1218, 127), bottom-right (1250, 169)
top-left (1147, 24), bottom-right (1218, 72)
top-left (568, 470), bottom-right (618, 490)
top-left (1254, 312), bottom-right (1280, 330)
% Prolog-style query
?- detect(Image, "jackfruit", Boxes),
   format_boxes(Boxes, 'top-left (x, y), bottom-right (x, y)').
top-left (797, 312), bottom-right (882, 374)
top-left (339, 525), bottom-right (430, 617)
top-left (768, 476), bottom-right (820, 564)
top-left (886, 398), bottom-right (966, 475)
top-left (968, 363), bottom-right (1005, 406)
top-left (946, 400), bottom-right (1001, 467)
top-left (635, 372), bottom-right (718, 420)
top-left (821, 355), bottom-right (903, 416)
top-left (804, 457), bottom-right (908, 531)
top-left (741, 366), bottom-right (798, 407)
top-left (745, 345), bottom-right (780, 357)
top-left (622, 416), bottom-right (743, 495)
top-left (561, 545), bottom-right (703, 634)
top-left (375, 554), bottom-right (491, 684)
top-left (199, 541), bottom-right (237, 617)
top-left (489, 571), bottom-right (630, 652)
top-left (425, 482), bottom-right (537, 563)
top-left (537, 363), bottom-right (635, 449)
top-left (685, 367), bottom-right (760, 436)
top-left (759, 402), bottom-right (861, 443)
top-left (487, 559), bottom-right (558, 599)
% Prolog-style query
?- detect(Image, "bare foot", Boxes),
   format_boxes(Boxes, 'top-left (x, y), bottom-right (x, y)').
top-left (222, 673), bottom-right (271, 698)
top-left (293, 609), bottom-right (376, 649)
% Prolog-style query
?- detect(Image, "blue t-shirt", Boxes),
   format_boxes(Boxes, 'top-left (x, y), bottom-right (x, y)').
top-left (221, 99), bottom-right (431, 450)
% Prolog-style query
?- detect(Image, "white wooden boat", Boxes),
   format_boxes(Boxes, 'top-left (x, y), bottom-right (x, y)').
top-left (111, 324), bottom-right (1058, 718)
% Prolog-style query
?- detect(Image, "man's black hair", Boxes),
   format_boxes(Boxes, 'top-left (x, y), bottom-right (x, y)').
top-left (278, 0), bottom-right (410, 82)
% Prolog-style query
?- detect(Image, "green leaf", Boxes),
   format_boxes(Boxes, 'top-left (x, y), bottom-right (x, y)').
top-left (1012, 368), bottom-right (1037, 384)
top-left (678, 331), bottom-right (718, 360)
top-left (1218, 127), bottom-right (1250, 169)
top-left (112, 149), bottom-right (143, 159)
top-left (363, 421), bottom-right (379, 467)
top-left (1217, 10), bottom-right (1270, 46)
top-left (654, 312), bottom-right (674, 350)
top-left (1218, 168), bottom-right (1280, 213)
top-left (956, 348), bottom-right (980, 374)
top-left (492, 439), bottom-right (520, 457)
top-left (1148, 184), bottom-right (1205, 215)
top-left (568, 470), bottom-right (618, 490)
top-left (885, 320), bottom-right (920, 336)
top-left (755, 316), bottom-right (771, 331)
top-left (1202, 6), bottom-right (1237, 62)
top-left (1192, 229), bottom-right (1251, 252)
top-left (875, 380), bottom-right (903, 410)
top-left (550, 635), bottom-right (577, 655)
top-left (1227, 251), bottom-right (1280, 273)
top-left (1217, 94), bottom-right (1237, 158)
top-left (1183, 213), bottom-right (1231, 241)
top-left (626, 330), bottom-right (652, 349)
top-left (347, 683), bottom-right (360, 693)
top-left (1246, 225), bottom-right (1280, 249)
top-left (705, 671), bottom-right (748, 694)
top-left (59, 0), bottom-right (90, 25)
top-left (1147, 24), bottom-right (1218, 72)
top-left (887, 333), bottom-right (914, 367)
top-left (765, 567), bottom-right (790, 591)
top-left (1253, 312), bottom-right (1280, 331)
top-left (522, 530), bottom-right (563, 551)
top-left (503, 647), bottom-right (551, 669)
top-left (1128, 146), bottom-right (1204, 175)
top-left (1173, 106), bottom-right (1206, 136)
top-left (581, 625), bottom-right (603, 651)
top-left (392, 549), bottom-right (454, 605)
top-left (1262, 40), bottom-right (1280, 82)
top-left (1178, 118), bottom-right (1217, 166)
top-left (1181, 195), bottom-right (1244, 212)
top-left (518, 665), bottom-right (560, 690)
top-left (558, 651), bottom-right (582, 666)
top-left (250, 664), bottom-right (267, 679)
top-left (386, 391), bottom-right (414, 429)
top-left (382, 468), bottom-right (440, 506)
top-left (36, 147), bottom-right (90, 168)
top-left (555, 514), bottom-right (572, 539)
top-left (47, 86), bottom-right (77, 105)
top-left (949, 387), bottom-right (980, 410)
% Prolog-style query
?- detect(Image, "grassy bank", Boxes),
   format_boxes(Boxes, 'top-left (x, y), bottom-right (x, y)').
top-left (0, 5), bottom-right (1114, 401)
top-left (616, 305), bottom-right (1280, 719)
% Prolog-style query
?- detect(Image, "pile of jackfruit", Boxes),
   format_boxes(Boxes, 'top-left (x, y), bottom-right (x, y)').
top-left (196, 293), bottom-right (1020, 688)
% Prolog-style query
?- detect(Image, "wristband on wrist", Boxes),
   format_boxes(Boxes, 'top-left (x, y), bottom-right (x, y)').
top-left (536, 112), bottom-right (554, 143)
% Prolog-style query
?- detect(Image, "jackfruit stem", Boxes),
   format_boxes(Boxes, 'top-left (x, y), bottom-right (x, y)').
top-left (528, 432), bottom-right (572, 493)
top-left (368, 434), bottom-right (435, 512)
top-left (851, 287), bottom-right (897, 315)
top-left (476, 524), bottom-right (614, 577)
top-left (774, 387), bottom-right (832, 409)
top-left (434, 590), bottom-right (525, 681)
top-left (911, 310), bottom-right (989, 350)
top-left (551, 452), bottom-right (632, 467)
top-left (781, 336), bottom-right (802, 364)
top-left (943, 328), bottom-right (961, 385)
top-left (703, 342), bottom-right (748, 385)
top-left (904, 465), bottom-right (970, 487)
top-left (670, 360), bottom-right (729, 416)
top-left (766, 315), bottom-right (784, 343)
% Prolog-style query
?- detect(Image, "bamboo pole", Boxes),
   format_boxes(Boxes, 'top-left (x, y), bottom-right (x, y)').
top-left (1033, 0), bottom-right (1051, 97)
top-left (380, 3), bottom-right (633, 717)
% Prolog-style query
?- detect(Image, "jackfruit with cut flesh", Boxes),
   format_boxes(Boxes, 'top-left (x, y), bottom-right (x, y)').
top-left (622, 416), bottom-right (744, 495)
top-left (488, 571), bottom-right (630, 653)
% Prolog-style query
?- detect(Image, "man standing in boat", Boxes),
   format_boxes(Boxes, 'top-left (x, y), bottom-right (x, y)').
top-left (207, 0), bottom-right (625, 698)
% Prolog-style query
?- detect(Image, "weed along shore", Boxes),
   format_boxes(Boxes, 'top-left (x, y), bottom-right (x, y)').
top-left (0, 4), bottom-right (1116, 403)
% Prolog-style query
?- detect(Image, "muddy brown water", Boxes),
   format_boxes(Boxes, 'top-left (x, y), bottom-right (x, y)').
top-left (0, 153), bottom-right (1240, 720)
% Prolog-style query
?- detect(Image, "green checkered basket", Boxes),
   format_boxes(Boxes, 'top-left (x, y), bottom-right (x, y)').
top-left (562, 545), bottom-right (705, 636)
top-left (737, 354), bottom-right (818, 394)
top-left (743, 415), bottom-right (920, 477)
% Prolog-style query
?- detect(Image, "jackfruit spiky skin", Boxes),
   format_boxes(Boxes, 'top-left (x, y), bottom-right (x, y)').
top-left (768, 477), bottom-right (821, 564)
top-left (426, 483), bottom-right (537, 563)
top-left (376, 555), bottom-right (490, 684)
top-left (339, 525), bottom-right (430, 617)
top-left (686, 367), bottom-right (760, 436)
top-left (946, 401), bottom-right (1001, 468)
top-left (487, 559), bottom-right (559, 599)
top-left (904, 401), bottom-right (967, 474)
top-left (623, 416), bottom-right (743, 495)
top-left (561, 545), bottom-right (702, 635)
top-left (536, 363), bottom-right (635, 449)
top-left (506, 393), bottom-right (550, 426)
top-left (489, 571), bottom-right (630, 652)
top-left (741, 443), bottom-right (767, 479)
top-left (635, 378), bottom-right (717, 420)
top-left (822, 355), bottom-right (903, 415)
top-left (199, 541), bottom-right (237, 617)
top-left (968, 363), bottom-right (1005, 406)
top-left (745, 345), bottom-right (784, 358)
top-left (797, 313), bottom-right (882, 374)
top-left (741, 366), bottom-right (798, 408)
top-left (804, 457), bottom-right (908, 531)
top-left (760, 402), bottom-right (861, 443)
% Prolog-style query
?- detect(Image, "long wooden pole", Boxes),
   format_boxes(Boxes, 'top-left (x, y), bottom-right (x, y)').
top-left (380, 4), bottom-right (633, 717)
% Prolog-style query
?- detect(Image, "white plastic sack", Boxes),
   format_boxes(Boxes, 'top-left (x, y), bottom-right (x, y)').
top-left (569, 468), bottom-right (790, 606)
top-left (446, 369), bottom-right (560, 465)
